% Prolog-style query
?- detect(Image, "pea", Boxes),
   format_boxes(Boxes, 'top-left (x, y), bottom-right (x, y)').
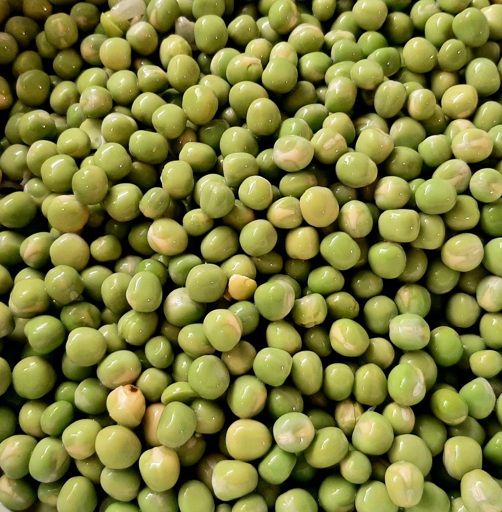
top-left (461, 469), bottom-right (502, 512)
top-left (212, 460), bottom-right (258, 502)
top-left (352, 411), bottom-right (394, 456)
top-left (385, 461), bottom-right (424, 508)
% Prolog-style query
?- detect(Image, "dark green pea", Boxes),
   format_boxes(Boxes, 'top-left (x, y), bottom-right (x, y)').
top-left (0, 407), bottom-right (17, 443)
top-left (327, 291), bottom-right (360, 321)
top-left (16, 69), bottom-right (51, 107)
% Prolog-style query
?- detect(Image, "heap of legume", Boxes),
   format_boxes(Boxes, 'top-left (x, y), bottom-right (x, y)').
top-left (0, 0), bottom-right (502, 510)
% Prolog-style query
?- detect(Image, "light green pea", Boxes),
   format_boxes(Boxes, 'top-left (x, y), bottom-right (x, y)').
top-left (225, 419), bottom-right (272, 461)
top-left (273, 412), bottom-right (315, 453)
top-left (329, 318), bottom-right (369, 357)
top-left (212, 460), bottom-right (258, 502)
top-left (461, 469), bottom-right (502, 512)
top-left (202, 309), bottom-right (242, 352)
top-left (385, 461), bottom-right (424, 508)
top-left (441, 233), bottom-right (484, 272)
top-left (451, 127), bottom-right (493, 163)
top-left (336, 151), bottom-right (378, 188)
top-left (254, 280), bottom-right (295, 321)
top-left (138, 446), bottom-right (179, 493)
top-left (273, 135), bottom-right (314, 172)
top-left (352, 411), bottom-right (394, 455)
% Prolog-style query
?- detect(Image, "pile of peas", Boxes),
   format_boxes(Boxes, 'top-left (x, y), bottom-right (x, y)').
top-left (1, 0), bottom-right (502, 510)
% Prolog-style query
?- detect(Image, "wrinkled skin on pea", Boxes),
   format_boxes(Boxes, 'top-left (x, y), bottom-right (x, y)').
top-left (1, 0), bottom-right (502, 511)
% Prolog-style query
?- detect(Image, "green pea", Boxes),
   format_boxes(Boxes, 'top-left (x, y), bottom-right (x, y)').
top-left (335, 151), bottom-right (378, 188)
top-left (363, 336), bottom-right (396, 369)
top-left (265, 321), bottom-right (301, 354)
top-left (246, 97), bottom-right (281, 136)
top-left (385, 461), bottom-right (424, 508)
top-left (239, 176), bottom-right (273, 211)
top-left (352, 411), bottom-right (394, 455)
top-left (254, 280), bottom-right (296, 321)
top-left (353, 363), bottom-right (387, 406)
top-left (461, 469), bottom-right (502, 512)
top-left (56, 476), bottom-right (96, 512)
top-left (212, 460), bottom-right (258, 502)
top-left (12, 356), bottom-right (56, 400)
top-left (0, 434), bottom-right (37, 480)
top-left (225, 419), bottom-right (272, 461)
top-left (221, 341), bottom-right (256, 377)
top-left (251, 348), bottom-right (291, 387)
top-left (188, 355), bottom-right (230, 400)
top-left (303, 426), bottom-right (348, 469)
top-left (273, 412), bottom-right (315, 453)
top-left (469, 350), bottom-right (502, 379)
top-left (484, 432), bottom-right (502, 467)
top-left (202, 309), bottom-right (242, 352)
top-left (320, 232), bottom-right (361, 271)
top-left (368, 242), bottom-right (407, 279)
top-left (257, 444), bottom-right (295, 485)
top-left (355, 481), bottom-right (398, 512)
top-left (441, 233), bottom-right (484, 272)
top-left (389, 314), bottom-right (430, 351)
top-left (431, 388), bottom-right (469, 426)
top-left (273, 134), bottom-right (314, 172)
top-left (452, 127), bottom-right (493, 163)
top-left (383, 402), bottom-right (415, 435)
top-left (29, 437), bottom-right (71, 483)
